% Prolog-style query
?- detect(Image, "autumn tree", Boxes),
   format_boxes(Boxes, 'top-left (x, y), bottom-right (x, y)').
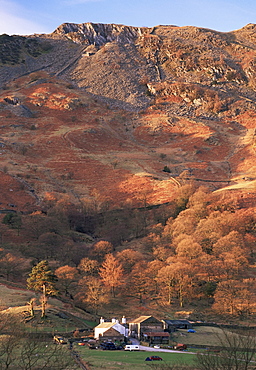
top-left (85, 188), bottom-right (110, 213)
top-left (158, 259), bottom-right (196, 307)
top-left (152, 245), bottom-right (174, 261)
top-left (186, 186), bottom-right (209, 219)
top-left (116, 249), bottom-right (144, 274)
top-left (197, 253), bottom-right (218, 280)
top-left (76, 276), bottom-right (108, 315)
top-left (218, 248), bottom-right (249, 279)
top-left (99, 254), bottom-right (124, 297)
top-left (90, 240), bottom-right (114, 262)
top-left (128, 261), bottom-right (151, 303)
top-left (55, 265), bottom-right (78, 298)
top-left (175, 237), bottom-right (203, 260)
top-left (38, 232), bottom-right (64, 260)
top-left (173, 183), bottom-right (196, 215)
top-left (157, 265), bottom-right (176, 305)
top-left (78, 257), bottom-right (99, 276)
top-left (144, 230), bottom-right (164, 251)
top-left (213, 279), bottom-right (255, 317)
top-left (212, 231), bottom-right (245, 257)
top-left (27, 260), bottom-right (58, 318)
top-left (168, 208), bottom-right (199, 238)
top-left (195, 253), bottom-right (219, 299)
top-left (145, 260), bottom-right (165, 296)
top-left (22, 214), bottom-right (63, 240)
top-left (244, 232), bottom-right (256, 260)
top-left (59, 241), bottom-right (89, 267)
top-left (0, 251), bottom-right (29, 281)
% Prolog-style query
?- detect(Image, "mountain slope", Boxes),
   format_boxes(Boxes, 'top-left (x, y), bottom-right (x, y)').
top-left (0, 23), bottom-right (256, 213)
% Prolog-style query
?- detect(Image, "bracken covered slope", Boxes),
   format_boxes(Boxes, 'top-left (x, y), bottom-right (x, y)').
top-left (0, 22), bottom-right (256, 213)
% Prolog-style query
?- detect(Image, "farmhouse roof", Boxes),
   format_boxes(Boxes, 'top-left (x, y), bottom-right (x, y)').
top-left (164, 319), bottom-right (191, 325)
top-left (95, 322), bottom-right (117, 329)
top-left (129, 316), bottom-right (154, 323)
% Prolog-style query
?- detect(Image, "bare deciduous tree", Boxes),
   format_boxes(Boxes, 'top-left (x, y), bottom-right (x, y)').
top-left (0, 314), bottom-right (78, 369)
top-left (196, 328), bottom-right (256, 370)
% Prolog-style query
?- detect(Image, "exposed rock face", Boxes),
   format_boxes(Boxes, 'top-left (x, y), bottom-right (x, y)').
top-left (53, 22), bottom-right (147, 46)
top-left (2, 96), bottom-right (33, 117)
top-left (1, 22), bottom-right (256, 112)
top-left (4, 104), bottom-right (33, 117)
top-left (70, 41), bottom-right (157, 111)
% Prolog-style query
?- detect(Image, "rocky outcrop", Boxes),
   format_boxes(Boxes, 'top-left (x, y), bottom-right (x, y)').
top-left (1, 22), bottom-right (256, 113)
top-left (53, 22), bottom-right (148, 46)
top-left (2, 96), bottom-right (33, 117)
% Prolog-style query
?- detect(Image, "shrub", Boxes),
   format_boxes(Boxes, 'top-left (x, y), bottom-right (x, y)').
top-left (163, 165), bottom-right (171, 173)
top-left (160, 153), bottom-right (167, 160)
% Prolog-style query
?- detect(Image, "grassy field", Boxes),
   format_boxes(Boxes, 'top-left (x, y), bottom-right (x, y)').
top-left (1, 283), bottom-right (253, 369)
top-left (0, 283), bottom-right (97, 333)
top-left (171, 326), bottom-right (225, 347)
top-left (74, 326), bottom-right (246, 369)
top-left (76, 347), bottom-right (197, 370)
top-left (0, 284), bottom-right (37, 308)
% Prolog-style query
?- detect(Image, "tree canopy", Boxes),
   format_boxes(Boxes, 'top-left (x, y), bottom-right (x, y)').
top-left (27, 260), bottom-right (58, 296)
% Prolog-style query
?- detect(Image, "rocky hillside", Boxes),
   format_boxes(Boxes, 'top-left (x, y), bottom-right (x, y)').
top-left (0, 22), bottom-right (256, 213)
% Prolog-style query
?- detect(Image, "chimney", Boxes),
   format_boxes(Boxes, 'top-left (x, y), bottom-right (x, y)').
top-left (112, 318), bottom-right (116, 323)
top-left (100, 317), bottom-right (104, 324)
top-left (121, 316), bottom-right (126, 324)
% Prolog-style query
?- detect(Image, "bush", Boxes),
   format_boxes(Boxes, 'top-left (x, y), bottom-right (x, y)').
top-left (163, 165), bottom-right (171, 173)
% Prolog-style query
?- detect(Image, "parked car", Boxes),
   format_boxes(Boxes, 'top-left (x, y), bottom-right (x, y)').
top-left (145, 356), bottom-right (163, 361)
top-left (187, 329), bottom-right (196, 333)
top-left (124, 344), bottom-right (140, 351)
top-left (174, 343), bottom-right (187, 351)
top-left (115, 343), bottom-right (126, 350)
top-left (99, 342), bottom-right (116, 350)
top-left (53, 336), bottom-right (67, 344)
top-left (87, 340), bottom-right (97, 349)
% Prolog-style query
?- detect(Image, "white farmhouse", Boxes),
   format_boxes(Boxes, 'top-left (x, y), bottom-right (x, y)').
top-left (94, 318), bottom-right (128, 339)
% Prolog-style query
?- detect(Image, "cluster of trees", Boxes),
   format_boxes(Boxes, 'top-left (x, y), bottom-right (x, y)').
top-left (0, 183), bottom-right (255, 318)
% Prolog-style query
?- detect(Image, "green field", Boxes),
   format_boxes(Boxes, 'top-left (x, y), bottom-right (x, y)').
top-left (172, 326), bottom-right (225, 347)
top-left (77, 347), bottom-right (197, 369)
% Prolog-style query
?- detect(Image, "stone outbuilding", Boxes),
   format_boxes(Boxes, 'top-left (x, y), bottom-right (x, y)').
top-left (128, 316), bottom-right (164, 339)
top-left (142, 331), bottom-right (170, 345)
top-left (162, 319), bottom-right (192, 332)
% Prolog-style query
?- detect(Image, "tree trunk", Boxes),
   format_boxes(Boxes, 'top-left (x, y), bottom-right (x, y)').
top-left (28, 299), bottom-right (35, 317)
top-left (41, 284), bottom-right (47, 318)
top-left (111, 285), bottom-right (116, 298)
top-left (179, 284), bottom-right (184, 307)
top-left (168, 284), bottom-right (172, 304)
